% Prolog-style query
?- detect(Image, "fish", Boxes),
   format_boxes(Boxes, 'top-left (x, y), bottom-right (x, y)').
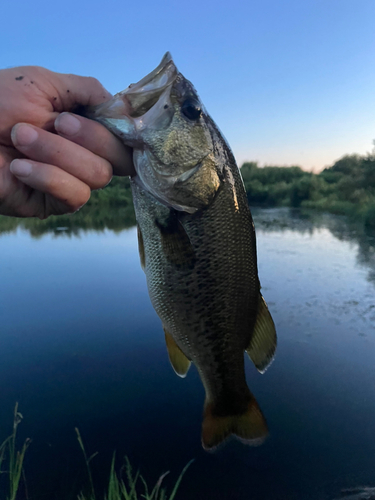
top-left (83, 53), bottom-right (277, 450)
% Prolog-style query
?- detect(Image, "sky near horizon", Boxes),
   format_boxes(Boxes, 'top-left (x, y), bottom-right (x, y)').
top-left (1, 0), bottom-right (374, 172)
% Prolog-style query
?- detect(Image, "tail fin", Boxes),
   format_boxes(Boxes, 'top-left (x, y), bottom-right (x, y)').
top-left (201, 398), bottom-right (268, 451)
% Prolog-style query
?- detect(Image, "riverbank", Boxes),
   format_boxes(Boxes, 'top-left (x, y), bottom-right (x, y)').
top-left (241, 153), bottom-right (375, 228)
top-left (1, 152), bottom-right (374, 235)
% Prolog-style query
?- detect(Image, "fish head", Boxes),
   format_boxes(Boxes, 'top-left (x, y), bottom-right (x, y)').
top-left (86, 53), bottom-right (221, 213)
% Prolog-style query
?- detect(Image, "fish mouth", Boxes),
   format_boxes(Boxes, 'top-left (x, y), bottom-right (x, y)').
top-left (86, 52), bottom-right (178, 121)
top-left (120, 52), bottom-right (178, 117)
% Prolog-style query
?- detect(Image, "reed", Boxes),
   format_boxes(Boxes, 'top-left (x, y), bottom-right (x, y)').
top-left (0, 403), bottom-right (31, 500)
top-left (0, 407), bottom-right (192, 500)
top-left (76, 428), bottom-right (193, 500)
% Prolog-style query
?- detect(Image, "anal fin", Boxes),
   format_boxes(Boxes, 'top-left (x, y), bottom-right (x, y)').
top-left (246, 294), bottom-right (277, 373)
top-left (164, 328), bottom-right (191, 378)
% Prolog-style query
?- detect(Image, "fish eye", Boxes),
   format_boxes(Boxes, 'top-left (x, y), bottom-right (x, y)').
top-left (181, 98), bottom-right (202, 121)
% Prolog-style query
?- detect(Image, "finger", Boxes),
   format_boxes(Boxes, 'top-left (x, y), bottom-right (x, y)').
top-left (50, 71), bottom-right (113, 108)
top-left (55, 112), bottom-right (134, 176)
top-left (11, 123), bottom-right (112, 190)
top-left (9, 159), bottom-right (91, 214)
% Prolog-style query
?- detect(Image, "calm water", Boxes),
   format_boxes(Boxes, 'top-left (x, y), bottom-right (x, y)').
top-left (1, 208), bottom-right (375, 500)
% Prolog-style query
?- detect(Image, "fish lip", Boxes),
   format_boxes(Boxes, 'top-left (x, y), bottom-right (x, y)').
top-left (123, 52), bottom-right (175, 95)
top-left (119, 52), bottom-right (178, 116)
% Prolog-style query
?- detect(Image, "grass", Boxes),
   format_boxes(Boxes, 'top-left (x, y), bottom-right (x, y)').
top-left (0, 407), bottom-right (193, 500)
top-left (75, 428), bottom-right (193, 500)
top-left (0, 403), bottom-right (31, 500)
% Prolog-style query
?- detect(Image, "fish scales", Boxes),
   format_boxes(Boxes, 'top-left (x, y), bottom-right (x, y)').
top-left (83, 53), bottom-right (277, 450)
top-left (132, 156), bottom-right (258, 405)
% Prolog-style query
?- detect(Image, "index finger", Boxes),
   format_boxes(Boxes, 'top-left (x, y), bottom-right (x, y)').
top-left (55, 112), bottom-right (135, 177)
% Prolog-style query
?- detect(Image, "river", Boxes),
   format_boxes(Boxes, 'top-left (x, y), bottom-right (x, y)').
top-left (0, 208), bottom-right (374, 500)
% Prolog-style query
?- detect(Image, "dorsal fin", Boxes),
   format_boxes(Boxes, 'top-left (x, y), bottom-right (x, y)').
top-left (164, 328), bottom-right (191, 378)
top-left (246, 294), bottom-right (277, 373)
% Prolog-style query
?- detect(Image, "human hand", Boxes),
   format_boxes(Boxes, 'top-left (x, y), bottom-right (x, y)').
top-left (0, 66), bottom-right (134, 218)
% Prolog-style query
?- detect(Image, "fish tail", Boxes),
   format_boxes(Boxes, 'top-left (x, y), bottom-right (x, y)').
top-left (201, 396), bottom-right (268, 451)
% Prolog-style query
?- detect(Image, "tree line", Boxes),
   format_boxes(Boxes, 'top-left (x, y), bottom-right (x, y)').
top-left (1, 152), bottom-right (374, 235)
top-left (241, 153), bottom-right (375, 228)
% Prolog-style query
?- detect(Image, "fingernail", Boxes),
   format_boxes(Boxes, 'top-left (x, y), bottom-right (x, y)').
top-left (11, 124), bottom-right (38, 147)
top-left (55, 113), bottom-right (81, 136)
top-left (10, 159), bottom-right (33, 177)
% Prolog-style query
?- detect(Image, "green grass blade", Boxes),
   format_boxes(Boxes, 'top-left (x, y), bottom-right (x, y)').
top-left (106, 453), bottom-right (119, 500)
top-left (128, 469), bottom-right (140, 500)
top-left (76, 428), bottom-right (97, 500)
top-left (148, 471), bottom-right (169, 500)
top-left (0, 435), bottom-right (12, 474)
top-left (9, 438), bottom-right (31, 500)
top-left (167, 459), bottom-right (194, 500)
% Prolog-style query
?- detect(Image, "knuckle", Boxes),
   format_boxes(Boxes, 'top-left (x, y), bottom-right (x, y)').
top-left (49, 176), bottom-right (91, 215)
top-left (70, 185), bottom-right (91, 212)
top-left (84, 76), bottom-right (108, 97)
top-left (91, 160), bottom-right (112, 189)
top-left (85, 75), bottom-right (101, 87)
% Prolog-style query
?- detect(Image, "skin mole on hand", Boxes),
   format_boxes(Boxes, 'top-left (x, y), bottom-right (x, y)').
top-left (15, 76), bottom-right (24, 81)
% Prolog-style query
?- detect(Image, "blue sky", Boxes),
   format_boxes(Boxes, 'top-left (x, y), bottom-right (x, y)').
top-left (1, 0), bottom-right (374, 171)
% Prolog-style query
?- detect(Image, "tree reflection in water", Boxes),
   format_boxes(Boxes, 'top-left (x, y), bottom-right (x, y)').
top-left (3, 206), bottom-right (374, 284)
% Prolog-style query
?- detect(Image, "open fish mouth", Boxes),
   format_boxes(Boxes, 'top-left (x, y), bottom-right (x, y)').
top-left (87, 53), bottom-right (178, 121)
top-left (122, 52), bottom-right (178, 117)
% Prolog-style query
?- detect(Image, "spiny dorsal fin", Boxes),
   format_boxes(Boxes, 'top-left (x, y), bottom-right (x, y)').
top-left (246, 294), bottom-right (277, 373)
top-left (137, 224), bottom-right (146, 270)
top-left (201, 397), bottom-right (268, 451)
top-left (155, 214), bottom-right (195, 270)
top-left (164, 328), bottom-right (191, 378)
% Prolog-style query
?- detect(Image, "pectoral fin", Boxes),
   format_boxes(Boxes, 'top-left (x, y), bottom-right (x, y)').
top-left (137, 224), bottom-right (146, 270)
top-left (155, 214), bottom-right (195, 269)
top-left (246, 294), bottom-right (277, 373)
top-left (164, 328), bottom-right (191, 378)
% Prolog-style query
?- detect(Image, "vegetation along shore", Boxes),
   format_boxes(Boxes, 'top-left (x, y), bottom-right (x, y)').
top-left (241, 152), bottom-right (375, 228)
top-left (0, 152), bottom-right (374, 235)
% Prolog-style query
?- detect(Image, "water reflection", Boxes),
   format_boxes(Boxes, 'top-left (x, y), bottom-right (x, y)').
top-left (253, 208), bottom-right (375, 286)
top-left (1, 207), bottom-right (375, 499)
top-left (2, 206), bottom-right (375, 285)
top-left (0, 203), bottom-right (136, 238)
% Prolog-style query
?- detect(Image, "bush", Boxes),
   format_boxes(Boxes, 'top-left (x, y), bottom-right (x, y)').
top-left (240, 153), bottom-right (375, 224)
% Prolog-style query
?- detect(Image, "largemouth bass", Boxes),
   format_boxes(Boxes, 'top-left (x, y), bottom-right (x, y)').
top-left (84, 53), bottom-right (277, 450)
